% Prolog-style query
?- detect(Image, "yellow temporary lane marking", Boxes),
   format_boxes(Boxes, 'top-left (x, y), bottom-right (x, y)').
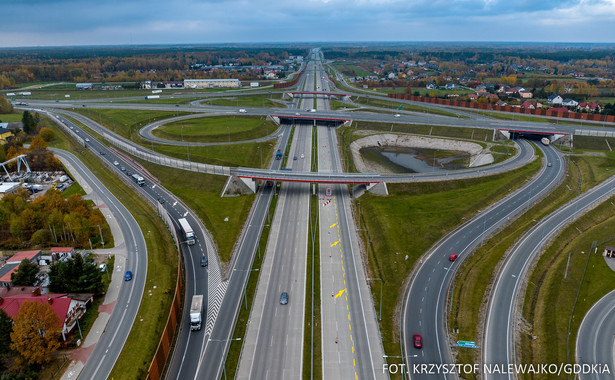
top-left (330, 222), bottom-right (337, 228)
top-left (330, 240), bottom-right (339, 247)
top-left (355, 372), bottom-right (358, 380)
top-left (334, 288), bottom-right (347, 299)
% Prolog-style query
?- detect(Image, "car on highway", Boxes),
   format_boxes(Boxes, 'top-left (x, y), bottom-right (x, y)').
top-left (124, 270), bottom-right (133, 281)
top-left (547, 162), bottom-right (552, 167)
top-left (158, 198), bottom-right (165, 204)
top-left (293, 156), bottom-right (297, 160)
top-left (85, 138), bottom-right (90, 142)
top-left (200, 255), bottom-right (208, 267)
top-left (113, 161), bottom-right (119, 166)
top-left (295, 112), bottom-right (300, 116)
top-left (75, 130), bottom-right (79, 133)
top-left (449, 254), bottom-right (458, 262)
top-left (100, 151), bottom-right (105, 155)
top-left (326, 187), bottom-right (332, 197)
top-left (394, 114), bottom-right (401, 118)
top-left (120, 166), bottom-right (126, 171)
top-left (239, 109), bottom-right (247, 113)
top-left (300, 154), bottom-right (304, 159)
top-left (413, 334), bottom-right (423, 349)
top-left (280, 292), bottom-right (289, 305)
top-left (126, 171), bottom-right (132, 176)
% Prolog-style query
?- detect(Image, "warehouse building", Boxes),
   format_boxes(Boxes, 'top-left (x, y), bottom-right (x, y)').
top-left (183, 79), bottom-right (240, 89)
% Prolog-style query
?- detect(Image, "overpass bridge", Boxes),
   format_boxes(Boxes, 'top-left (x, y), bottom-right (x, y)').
top-left (283, 91), bottom-right (351, 99)
top-left (269, 114), bottom-right (351, 127)
top-left (498, 128), bottom-right (571, 146)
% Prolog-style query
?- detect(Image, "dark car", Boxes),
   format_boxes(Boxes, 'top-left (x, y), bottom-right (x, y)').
top-left (413, 334), bottom-right (423, 349)
top-left (124, 270), bottom-right (133, 281)
top-left (100, 151), bottom-right (105, 155)
top-left (280, 292), bottom-right (289, 305)
top-left (200, 255), bottom-right (208, 267)
top-left (120, 166), bottom-right (126, 171)
top-left (126, 171), bottom-right (132, 176)
top-left (449, 254), bottom-right (458, 262)
top-left (158, 198), bottom-right (165, 204)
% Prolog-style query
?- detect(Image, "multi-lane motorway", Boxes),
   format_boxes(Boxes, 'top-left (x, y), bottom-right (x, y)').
top-left (14, 47), bottom-right (615, 380)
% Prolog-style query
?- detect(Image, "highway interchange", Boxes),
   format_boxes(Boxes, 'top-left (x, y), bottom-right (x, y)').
top-left (12, 47), bottom-right (615, 379)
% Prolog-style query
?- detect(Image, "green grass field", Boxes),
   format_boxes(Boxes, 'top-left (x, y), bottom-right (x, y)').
top-left (201, 94), bottom-right (284, 108)
top-left (152, 116), bottom-right (278, 143)
top-left (0, 112), bottom-right (24, 122)
top-left (351, 96), bottom-right (467, 118)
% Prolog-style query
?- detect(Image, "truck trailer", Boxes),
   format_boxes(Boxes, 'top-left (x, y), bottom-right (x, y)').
top-left (178, 217), bottom-right (196, 245)
top-left (131, 173), bottom-right (145, 186)
top-left (145, 95), bottom-right (160, 100)
top-left (541, 137), bottom-right (550, 146)
top-left (190, 294), bottom-right (203, 331)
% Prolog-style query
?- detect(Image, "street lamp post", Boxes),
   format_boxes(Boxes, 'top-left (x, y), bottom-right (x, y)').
top-left (234, 268), bottom-right (260, 310)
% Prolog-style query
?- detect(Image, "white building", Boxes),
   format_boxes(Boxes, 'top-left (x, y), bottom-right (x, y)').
top-left (183, 79), bottom-right (240, 89)
top-left (0, 182), bottom-right (20, 199)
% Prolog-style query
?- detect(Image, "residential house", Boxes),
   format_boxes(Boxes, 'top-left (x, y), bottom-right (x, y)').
top-left (547, 94), bottom-right (563, 105)
top-left (505, 88), bottom-right (520, 96)
top-left (50, 247), bottom-right (75, 261)
top-left (0, 126), bottom-right (13, 142)
top-left (578, 102), bottom-right (602, 113)
top-left (0, 250), bottom-right (41, 286)
top-left (0, 289), bottom-right (93, 341)
top-left (521, 101), bottom-right (543, 109)
top-left (495, 100), bottom-right (508, 107)
top-left (467, 93), bottom-right (479, 100)
top-left (563, 98), bottom-right (579, 108)
top-left (485, 93), bottom-right (500, 101)
top-left (519, 91), bottom-right (533, 99)
top-left (426, 82), bottom-right (437, 90)
top-left (445, 83), bottom-right (457, 90)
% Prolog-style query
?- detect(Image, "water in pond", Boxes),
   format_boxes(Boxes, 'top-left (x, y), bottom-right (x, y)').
top-left (361, 147), bottom-right (470, 173)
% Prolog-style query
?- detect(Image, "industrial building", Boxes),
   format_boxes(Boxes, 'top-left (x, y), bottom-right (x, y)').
top-left (183, 79), bottom-right (240, 89)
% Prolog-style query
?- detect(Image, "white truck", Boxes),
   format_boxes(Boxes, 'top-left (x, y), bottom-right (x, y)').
top-left (190, 294), bottom-right (203, 331)
top-left (178, 217), bottom-right (196, 245)
top-left (145, 95), bottom-right (160, 100)
top-left (132, 173), bottom-right (145, 186)
top-left (541, 137), bottom-right (550, 146)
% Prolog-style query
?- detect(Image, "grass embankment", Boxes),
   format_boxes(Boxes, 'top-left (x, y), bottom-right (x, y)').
top-left (355, 156), bottom-right (542, 378)
top-left (127, 97), bottom-right (206, 105)
top-left (151, 116), bottom-right (277, 143)
top-left (449, 153), bottom-right (615, 378)
top-left (47, 121), bottom-right (177, 379)
top-left (201, 94), bottom-right (283, 108)
top-left (351, 97), bottom-right (467, 118)
top-left (303, 126), bottom-right (321, 379)
top-left (0, 112), bottom-right (24, 122)
top-left (224, 191), bottom-right (277, 379)
top-left (72, 108), bottom-right (278, 167)
top-left (330, 99), bottom-right (357, 110)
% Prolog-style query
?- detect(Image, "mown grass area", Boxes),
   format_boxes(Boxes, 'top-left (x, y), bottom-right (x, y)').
top-left (346, 120), bottom-right (494, 143)
top-left (303, 127), bottom-right (321, 379)
top-left (0, 112), bottom-right (24, 122)
top-left (330, 99), bottom-right (357, 110)
top-left (136, 161), bottom-right (255, 263)
top-left (73, 108), bottom-right (278, 167)
top-left (330, 62), bottom-right (372, 78)
top-left (461, 108), bottom-right (601, 127)
top-left (351, 96), bottom-right (467, 118)
top-left (521, 196), bottom-right (615, 379)
top-left (356, 157), bottom-right (542, 378)
top-left (224, 191), bottom-right (276, 379)
top-left (152, 115), bottom-right (277, 143)
top-left (125, 96), bottom-right (206, 104)
top-left (47, 120), bottom-right (177, 380)
top-left (201, 94), bottom-right (283, 108)
top-left (574, 135), bottom-right (615, 151)
top-left (28, 86), bottom-right (235, 100)
top-left (449, 154), bottom-right (615, 378)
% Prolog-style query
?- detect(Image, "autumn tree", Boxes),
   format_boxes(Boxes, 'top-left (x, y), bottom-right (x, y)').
top-left (11, 259), bottom-right (39, 286)
top-left (10, 301), bottom-right (61, 366)
top-left (39, 127), bottom-right (55, 142)
top-left (0, 309), bottom-right (12, 356)
top-left (0, 97), bottom-right (13, 114)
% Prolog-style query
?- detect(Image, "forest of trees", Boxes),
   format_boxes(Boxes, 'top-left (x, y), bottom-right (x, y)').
top-left (0, 46), bottom-right (308, 88)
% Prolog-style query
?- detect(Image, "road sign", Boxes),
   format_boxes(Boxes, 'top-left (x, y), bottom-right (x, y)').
top-left (397, 105), bottom-right (403, 110)
top-left (455, 340), bottom-right (478, 348)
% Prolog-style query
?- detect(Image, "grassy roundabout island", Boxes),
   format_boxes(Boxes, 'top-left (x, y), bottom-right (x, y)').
top-left (151, 115), bottom-right (278, 143)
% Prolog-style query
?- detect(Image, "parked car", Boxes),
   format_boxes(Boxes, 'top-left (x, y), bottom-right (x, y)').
top-left (99, 264), bottom-right (107, 272)
top-left (124, 270), bottom-right (133, 281)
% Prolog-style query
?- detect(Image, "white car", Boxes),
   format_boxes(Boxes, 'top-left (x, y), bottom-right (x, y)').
top-left (113, 161), bottom-right (119, 166)
top-left (85, 138), bottom-right (90, 142)
top-left (394, 114), bottom-right (401, 118)
top-left (239, 109), bottom-right (247, 113)
top-left (301, 154), bottom-right (305, 159)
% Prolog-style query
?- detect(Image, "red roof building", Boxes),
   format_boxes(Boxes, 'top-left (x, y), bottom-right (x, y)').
top-left (6, 250), bottom-right (41, 265)
top-left (0, 292), bottom-right (91, 341)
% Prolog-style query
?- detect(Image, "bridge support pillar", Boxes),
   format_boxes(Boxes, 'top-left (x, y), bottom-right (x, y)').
top-left (221, 175), bottom-right (256, 197)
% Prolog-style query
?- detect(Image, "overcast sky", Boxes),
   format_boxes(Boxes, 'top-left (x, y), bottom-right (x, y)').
top-left (1, 0), bottom-right (614, 47)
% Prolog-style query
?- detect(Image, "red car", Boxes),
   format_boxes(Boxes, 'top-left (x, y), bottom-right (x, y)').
top-left (413, 334), bottom-right (423, 349)
top-left (449, 254), bottom-right (458, 262)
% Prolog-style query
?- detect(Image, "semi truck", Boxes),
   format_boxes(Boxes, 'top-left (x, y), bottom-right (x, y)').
top-left (145, 95), bottom-right (160, 100)
top-left (132, 173), bottom-right (145, 186)
top-left (178, 217), bottom-right (196, 245)
top-left (190, 294), bottom-right (203, 331)
top-left (541, 137), bottom-right (550, 146)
